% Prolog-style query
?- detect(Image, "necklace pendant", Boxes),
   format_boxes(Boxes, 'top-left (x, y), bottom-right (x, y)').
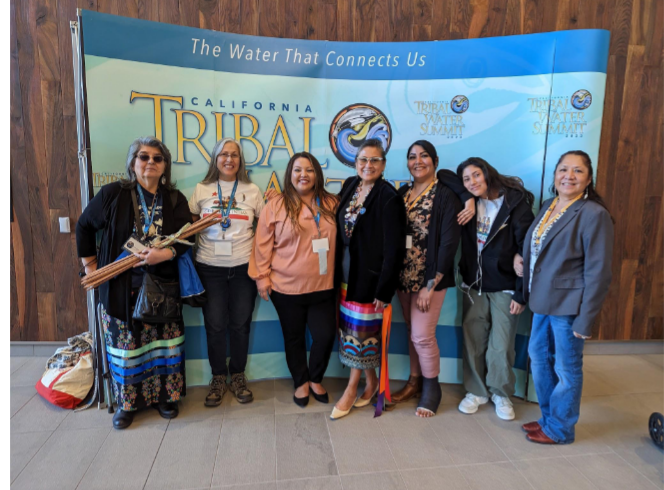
top-left (221, 217), bottom-right (231, 229)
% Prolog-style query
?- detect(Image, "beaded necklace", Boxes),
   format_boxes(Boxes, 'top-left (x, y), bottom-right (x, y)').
top-left (534, 194), bottom-right (582, 246)
top-left (344, 180), bottom-right (373, 238)
top-left (404, 179), bottom-right (437, 212)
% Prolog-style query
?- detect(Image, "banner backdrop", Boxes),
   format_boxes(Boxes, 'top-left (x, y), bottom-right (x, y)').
top-left (81, 10), bottom-right (609, 397)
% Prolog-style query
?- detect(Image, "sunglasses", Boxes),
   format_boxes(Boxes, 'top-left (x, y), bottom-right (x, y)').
top-left (137, 154), bottom-right (164, 163)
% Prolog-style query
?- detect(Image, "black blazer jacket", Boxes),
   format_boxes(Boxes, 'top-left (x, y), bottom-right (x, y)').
top-left (397, 180), bottom-right (462, 291)
top-left (335, 176), bottom-right (407, 304)
top-left (76, 181), bottom-right (194, 322)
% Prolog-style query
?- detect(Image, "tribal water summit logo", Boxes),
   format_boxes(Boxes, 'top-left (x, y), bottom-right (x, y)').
top-left (528, 89), bottom-right (592, 138)
top-left (450, 95), bottom-right (470, 114)
top-left (329, 104), bottom-right (392, 167)
top-left (571, 89), bottom-right (592, 110)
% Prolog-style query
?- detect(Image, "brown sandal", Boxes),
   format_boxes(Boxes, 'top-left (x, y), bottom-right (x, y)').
top-left (390, 375), bottom-right (423, 403)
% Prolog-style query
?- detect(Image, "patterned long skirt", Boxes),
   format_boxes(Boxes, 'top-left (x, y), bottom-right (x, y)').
top-left (100, 304), bottom-right (186, 412)
top-left (338, 283), bottom-right (383, 370)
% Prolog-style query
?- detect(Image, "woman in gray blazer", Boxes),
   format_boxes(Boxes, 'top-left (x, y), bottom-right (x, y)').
top-left (515, 150), bottom-right (613, 445)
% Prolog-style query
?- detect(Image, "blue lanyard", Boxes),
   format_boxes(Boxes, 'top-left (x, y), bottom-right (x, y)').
top-left (217, 179), bottom-right (239, 229)
top-left (304, 197), bottom-right (321, 237)
top-left (136, 185), bottom-right (158, 236)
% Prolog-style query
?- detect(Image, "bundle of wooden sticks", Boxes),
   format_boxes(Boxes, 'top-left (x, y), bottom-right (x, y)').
top-left (80, 211), bottom-right (222, 291)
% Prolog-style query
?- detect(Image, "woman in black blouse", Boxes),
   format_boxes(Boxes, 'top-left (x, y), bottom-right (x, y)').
top-left (331, 138), bottom-right (407, 420)
top-left (76, 137), bottom-right (193, 430)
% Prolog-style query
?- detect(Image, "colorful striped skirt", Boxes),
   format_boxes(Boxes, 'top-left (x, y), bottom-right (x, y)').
top-left (338, 283), bottom-right (384, 370)
top-left (100, 303), bottom-right (186, 412)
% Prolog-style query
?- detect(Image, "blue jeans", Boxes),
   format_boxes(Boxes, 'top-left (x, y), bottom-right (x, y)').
top-left (528, 314), bottom-right (585, 444)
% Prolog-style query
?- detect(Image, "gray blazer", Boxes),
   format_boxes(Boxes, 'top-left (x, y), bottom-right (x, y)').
top-left (523, 198), bottom-right (614, 337)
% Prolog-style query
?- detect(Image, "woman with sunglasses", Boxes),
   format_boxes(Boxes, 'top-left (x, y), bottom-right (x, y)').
top-left (250, 152), bottom-right (338, 406)
top-left (189, 138), bottom-right (265, 407)
top-left (76, 137), bottom-right (193, 429)
top-left (331, 138), bottom-right (407, 419)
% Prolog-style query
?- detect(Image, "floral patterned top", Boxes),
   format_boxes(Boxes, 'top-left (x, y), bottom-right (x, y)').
top-left (399, 183), bottom-right (437, 292)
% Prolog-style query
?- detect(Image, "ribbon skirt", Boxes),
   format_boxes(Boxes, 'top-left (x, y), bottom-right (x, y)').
top-left (337, 283), bottom-right (393, 416)
top-left (100, 304), bottom-right (187, 411)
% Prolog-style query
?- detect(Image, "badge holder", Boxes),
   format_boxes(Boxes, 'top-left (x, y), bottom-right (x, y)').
top-left (312, 236), bottom-right (329, 275)
top-left (215, 216), bottom-right (233, 256)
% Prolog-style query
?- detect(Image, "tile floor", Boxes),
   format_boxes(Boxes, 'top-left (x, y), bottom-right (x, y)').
top-left (10, 354), bottom-right (664, 490)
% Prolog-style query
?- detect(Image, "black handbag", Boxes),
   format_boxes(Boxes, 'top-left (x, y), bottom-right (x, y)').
top-left (130, 188), bottom-right (183, 323)
top-left (132, 272), bottom-right (182, 323)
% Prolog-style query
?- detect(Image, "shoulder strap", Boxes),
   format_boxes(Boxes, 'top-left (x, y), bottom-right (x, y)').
top-left (130, 188), bottom-right (144, 239)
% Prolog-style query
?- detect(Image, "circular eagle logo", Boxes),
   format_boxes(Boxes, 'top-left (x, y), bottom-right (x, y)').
top-left (571, 90), bottom-right (592, 110)
top-left (451, 95), bottom-right (470, 114)
top-left (329, 104), bottom-right (392, 167)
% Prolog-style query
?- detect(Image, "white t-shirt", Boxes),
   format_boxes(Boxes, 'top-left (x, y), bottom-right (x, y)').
top-left (189, 179), bottom-right (265, 267)
top-left (476, 195), bottom-right (504, 253)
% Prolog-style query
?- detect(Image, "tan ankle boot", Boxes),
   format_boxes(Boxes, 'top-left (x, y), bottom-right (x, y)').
top-left (390, 375), bottom-right (423, 403)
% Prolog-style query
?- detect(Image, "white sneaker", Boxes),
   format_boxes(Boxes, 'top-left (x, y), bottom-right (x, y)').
top-left (491, 394), bottom-right (515, 420)
top-left (458, 393), bottom-right (489, 414)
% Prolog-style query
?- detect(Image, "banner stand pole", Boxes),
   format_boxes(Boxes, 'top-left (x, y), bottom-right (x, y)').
top-left (70, 13), bottom-right (113, 413)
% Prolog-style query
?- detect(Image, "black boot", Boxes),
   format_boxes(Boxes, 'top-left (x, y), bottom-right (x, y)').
top-left (416, 377), bottom-right (442, 416)
top-left (112, 409), bottom-right (135, 430)
top-left (154, 401), bottom-right (179, 419)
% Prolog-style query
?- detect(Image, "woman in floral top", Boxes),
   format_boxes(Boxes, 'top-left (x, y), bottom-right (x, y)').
top-left (393, 140), bottom-right (464, 417)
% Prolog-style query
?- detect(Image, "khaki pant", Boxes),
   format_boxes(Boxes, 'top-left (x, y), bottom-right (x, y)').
top-left (462, 288), bottom-right (518, 398)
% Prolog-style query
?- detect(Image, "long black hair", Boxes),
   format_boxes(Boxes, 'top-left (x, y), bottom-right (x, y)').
top-left (406, 140), bottom-right (439, 168)
top-left (457, 157), bottom-right (535, 207)
top-left (549, 150), bottom-right (610, 213)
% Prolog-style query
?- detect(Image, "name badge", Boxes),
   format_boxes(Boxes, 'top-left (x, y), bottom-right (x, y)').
top-left (312, 237), bottom-right (329, 276)
top-left (312, 237), bottom-right (329, 253)
top-left (406, 235), bottom-right (413, 249)
top-left (123, 235), bottom-right (149, 254)
top-left (215, 240), bottom-right (233, 256)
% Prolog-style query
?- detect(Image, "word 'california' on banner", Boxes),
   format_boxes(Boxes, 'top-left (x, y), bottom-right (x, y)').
top-left (81, 10), bottom-right (609, 393)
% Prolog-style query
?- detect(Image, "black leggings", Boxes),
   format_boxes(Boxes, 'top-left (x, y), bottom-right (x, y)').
top-left (270, 289), bottom-right (337, 389)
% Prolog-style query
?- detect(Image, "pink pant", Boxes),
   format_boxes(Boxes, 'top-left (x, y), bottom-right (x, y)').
top-left (397, 289), bottom-right (447, 378)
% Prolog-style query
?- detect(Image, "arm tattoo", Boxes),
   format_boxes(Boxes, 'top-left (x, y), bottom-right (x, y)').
top-left (427, 273), bottom-right (443, 292)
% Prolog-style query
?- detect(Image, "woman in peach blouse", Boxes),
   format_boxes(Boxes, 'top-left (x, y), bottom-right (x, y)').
top-left (249, 152), bottom-right (338, 407)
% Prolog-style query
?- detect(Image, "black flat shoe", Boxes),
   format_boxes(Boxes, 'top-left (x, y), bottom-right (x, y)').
top-left (154, 401), bottom-right (179, 419)
top-left (293, 394), bottom-right (309, 407)
top-left (113, 409), bottom-right (135, 430)
top-left (311, 391), bottom-right (329, 404)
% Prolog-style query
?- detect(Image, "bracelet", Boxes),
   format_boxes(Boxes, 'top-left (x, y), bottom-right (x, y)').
top-left (167, 246), bottom-right (177, 260)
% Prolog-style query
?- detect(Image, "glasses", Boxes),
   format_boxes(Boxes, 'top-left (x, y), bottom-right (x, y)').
top-left (357, 157), bottom-right (384, 165)
top-left (220, 152), bottom-right (240, 160)
top-left (137, 154), bottom-right (164, 163)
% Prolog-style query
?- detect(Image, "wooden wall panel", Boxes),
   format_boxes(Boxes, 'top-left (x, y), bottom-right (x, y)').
top-left (9, 0), bottom-right (663, 341)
